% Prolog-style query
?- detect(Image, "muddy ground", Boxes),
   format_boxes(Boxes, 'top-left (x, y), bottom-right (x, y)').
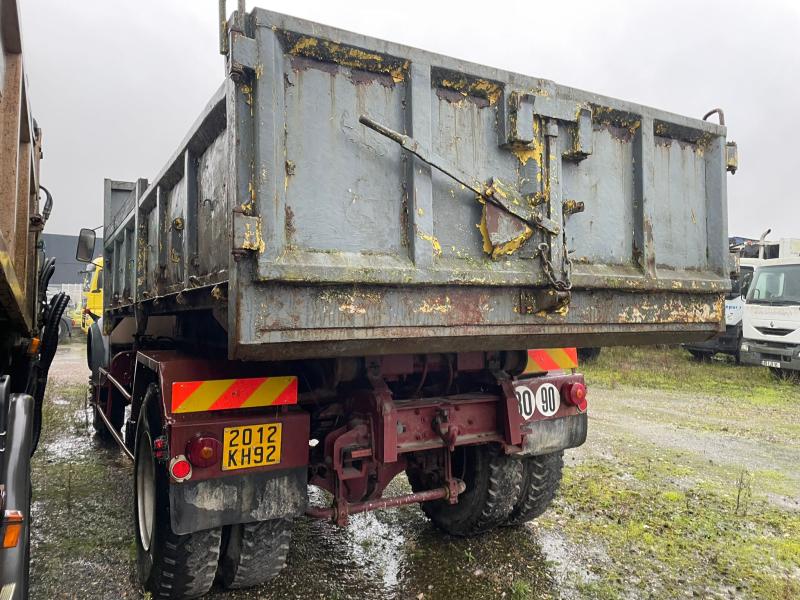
top-left (30, 343), bottom-right (800, 599)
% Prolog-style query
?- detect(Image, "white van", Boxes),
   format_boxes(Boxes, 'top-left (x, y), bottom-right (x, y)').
top-left (740, 257), bottom-right (800, 378)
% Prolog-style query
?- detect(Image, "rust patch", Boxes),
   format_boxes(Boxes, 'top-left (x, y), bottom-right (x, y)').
top-left (280, 32), bottom-right (408, 83)
top-left (617, 295), bottom-right (723, 324)
top-left (317, 288), bottom-right (384, 317)
top-left (285, 205), bottom-right (295, 238)
top-left (417, 296), bottom-right (453, 315)
top-left (347, 69), bottom-right (397, 88)
top-left (591, 105), bottom-right (641, 142)
top-left (432, 68), bottom-right (502, 107)
top-left (290, 55), bottom-right (339, 76)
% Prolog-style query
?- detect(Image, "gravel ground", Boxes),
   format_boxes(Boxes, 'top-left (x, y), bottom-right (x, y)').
top-left (28, 343), bottom-right (800, 599)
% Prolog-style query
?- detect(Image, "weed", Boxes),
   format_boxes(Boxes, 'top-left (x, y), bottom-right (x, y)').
top-left (734, 469), bottom-right (752, 516)
top-left (509, 579), bottom-right (532, 600)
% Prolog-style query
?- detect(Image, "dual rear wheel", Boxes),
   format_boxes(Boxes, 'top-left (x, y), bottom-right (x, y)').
top-left (408, 445), bottom-right (564, 536)
top-left (133, 385), bottom-right (291, 599)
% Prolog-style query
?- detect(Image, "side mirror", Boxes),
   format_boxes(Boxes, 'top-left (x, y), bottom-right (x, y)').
top-left (76, 228), bottom-right (96, 263)
top-left (740, 273), bottom-right (752, 299)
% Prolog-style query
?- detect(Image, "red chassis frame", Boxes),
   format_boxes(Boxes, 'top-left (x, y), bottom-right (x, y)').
top-left (93, 350), bottom-right (586, 526)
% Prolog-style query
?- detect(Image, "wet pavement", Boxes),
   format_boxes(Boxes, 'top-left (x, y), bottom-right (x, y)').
top-left (29, 343), bottom-right (800, 599)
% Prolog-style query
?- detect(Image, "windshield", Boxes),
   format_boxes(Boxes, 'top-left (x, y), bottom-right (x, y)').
top-left (81, 263), bottom-right (96, 292)
top-left (729, 265), bottom-right (754, 299)
top-left (747, 264), bottom-right (800, 305)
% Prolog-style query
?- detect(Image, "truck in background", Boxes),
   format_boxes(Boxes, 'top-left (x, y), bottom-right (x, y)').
top-left (78, 4), bottom-right (736, 598)
top-left (0, 1), bottom-right (66, 597)
top-left (741, 257), bottom-right (800, 380)
top-left (79, 256), bottom-right (103, 333)
top-left (685, 231), bottom-right (800, 362)
top-left (683, 256), bottom-right (759, 362)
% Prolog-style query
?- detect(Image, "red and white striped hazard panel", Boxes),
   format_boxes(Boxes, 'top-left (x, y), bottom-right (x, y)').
top-left (171, 376), bottom-right (298, 414)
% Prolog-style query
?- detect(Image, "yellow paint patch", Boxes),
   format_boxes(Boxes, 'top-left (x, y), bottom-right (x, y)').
top-left (418, 296), bottom-right (452, 315)
top-left (418, 230), bottom-right (442, 256)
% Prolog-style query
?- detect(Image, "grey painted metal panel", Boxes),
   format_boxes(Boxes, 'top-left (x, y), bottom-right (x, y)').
top-left (102, 8), bottom-right (733, 360)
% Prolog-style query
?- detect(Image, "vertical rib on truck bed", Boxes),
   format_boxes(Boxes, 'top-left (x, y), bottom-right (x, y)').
top-left (103, 8), bottom-right (733, 359)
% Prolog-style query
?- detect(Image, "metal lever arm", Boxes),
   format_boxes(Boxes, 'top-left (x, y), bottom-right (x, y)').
top-left (359, 116), bottom-right (559, 235)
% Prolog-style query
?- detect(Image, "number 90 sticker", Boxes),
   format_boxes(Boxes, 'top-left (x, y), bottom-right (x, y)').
top-left (514, 383), bottom-right (561, 420)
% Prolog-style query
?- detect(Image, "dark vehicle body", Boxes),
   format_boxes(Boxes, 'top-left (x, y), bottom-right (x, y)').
top-left (82, 5), bottom-right (736, 598)
top-left (0, 1), bottom-right (65, 597)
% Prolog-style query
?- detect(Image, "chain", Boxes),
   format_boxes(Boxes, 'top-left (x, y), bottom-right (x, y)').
top-left (537, 236), bottom-right (573, 292)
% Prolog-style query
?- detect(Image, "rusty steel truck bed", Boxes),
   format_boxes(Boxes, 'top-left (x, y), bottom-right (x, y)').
top-left (100, 8), bottom-right (736, 360)
top-left (83, 6), bottom-right (740, 599)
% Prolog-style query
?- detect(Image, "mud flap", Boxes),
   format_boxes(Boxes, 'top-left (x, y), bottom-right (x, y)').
top-left (169, 467), bottom-right (307, 535)
top-left (518, 413), bottom-right (587, 457)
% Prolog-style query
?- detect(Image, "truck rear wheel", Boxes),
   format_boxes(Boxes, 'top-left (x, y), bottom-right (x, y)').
top-left (219, 518), bottom-right (292, 589)
top-left (408, 445), bottom-right (522, 537)
top-left (504, 451), bottom-right (563, 526)
top-left (134, 384), bottom-right (222, 599)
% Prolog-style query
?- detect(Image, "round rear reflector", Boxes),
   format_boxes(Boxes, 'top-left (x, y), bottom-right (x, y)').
top-left (565, 383), bottom-right (588, 412)
top-left (185, 435), bottom-right (221, 469)
top-left (169, 456), bottom-right (192, 482)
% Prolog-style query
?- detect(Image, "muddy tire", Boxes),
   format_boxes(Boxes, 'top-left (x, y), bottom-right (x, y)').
top-left (408, 445), bottom-right (522, 537)
top-left (504, 451), bottom-right (563, 526)
top-left (134, 384), bottom-right (222, 599)
top-left (219, 518), bottom-right (291, 589)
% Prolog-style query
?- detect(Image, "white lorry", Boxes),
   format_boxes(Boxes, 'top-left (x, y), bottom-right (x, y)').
top-left (741, 257), bottom-right (800, 379)
top-left (684, 257), bottom-right (759, 362)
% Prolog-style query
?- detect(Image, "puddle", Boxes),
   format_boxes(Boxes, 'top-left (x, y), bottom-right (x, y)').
top-left (210, 478), bottom-right (557, 600)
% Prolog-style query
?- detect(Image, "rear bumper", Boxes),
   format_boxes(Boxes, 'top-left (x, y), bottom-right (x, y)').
top-left (740, 340), bottom-right (800, 370)
top-left (519, 412), bottom-right (588, 456)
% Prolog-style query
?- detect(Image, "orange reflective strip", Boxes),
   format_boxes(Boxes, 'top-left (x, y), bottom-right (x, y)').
top-left (527, 349), bottom-right (561, 372)
top-left (171, 380), bottom-right (206, 412)
top-left (171, 376), bottom-right (298, 413)
top-left (271, 377), bottom-right (298, 406)
top-left (523, 348), bottom-right (578, 374)
top-left (209, 378), bottom-right (265, 411)
top-left (550, 348), bottom-right (578, 369)
top-left (563, 347), bottom-right (578, 365)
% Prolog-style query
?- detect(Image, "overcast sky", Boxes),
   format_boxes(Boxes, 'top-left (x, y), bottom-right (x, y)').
top-left (21, 0), bottom-right (800, 241)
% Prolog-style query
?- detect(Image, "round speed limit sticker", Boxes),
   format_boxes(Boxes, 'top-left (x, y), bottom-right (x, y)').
top-left (535, 383), bottom-right (560, 417)
top-left (514, 383), bottom-right (561, 420)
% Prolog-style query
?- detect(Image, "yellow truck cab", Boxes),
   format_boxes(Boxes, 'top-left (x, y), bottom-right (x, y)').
top-left (81, 257), bottom-right (103, 333)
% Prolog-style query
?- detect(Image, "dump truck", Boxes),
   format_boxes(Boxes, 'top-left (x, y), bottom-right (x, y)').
top-left (0, 1), bottom-right (66, 597)
top-left (77, 4), bottom-right (737, 598)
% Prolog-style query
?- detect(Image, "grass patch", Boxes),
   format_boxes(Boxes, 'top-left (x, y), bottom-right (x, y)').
top-left (583, 345), bottom-right (800, 407)
top-left (544, 440), bottom-right (800, 599)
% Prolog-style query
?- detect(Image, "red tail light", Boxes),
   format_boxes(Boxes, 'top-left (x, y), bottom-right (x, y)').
top-left (563, 382), bottom-right (587, 412)
top-left (185, 435), bottom-right (221, 468)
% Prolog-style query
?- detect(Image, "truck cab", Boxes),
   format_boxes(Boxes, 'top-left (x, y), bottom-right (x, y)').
top-left (740, 257), bottom-right (800, 378)
top-left (80, 257), bottom-right (103, 333)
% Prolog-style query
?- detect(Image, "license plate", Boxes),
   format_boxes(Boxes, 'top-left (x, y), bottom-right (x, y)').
top-left (222, 423), bottom-right (282, 471)
top-left (761, 360), bottom-right (781, 368)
